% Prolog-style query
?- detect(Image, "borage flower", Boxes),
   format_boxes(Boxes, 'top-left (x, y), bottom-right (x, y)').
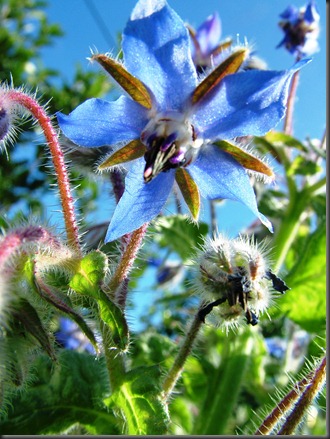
top-left (277, 0), bottom-right (320, 58)
top-left (57, 0), bottom-right (309, 243)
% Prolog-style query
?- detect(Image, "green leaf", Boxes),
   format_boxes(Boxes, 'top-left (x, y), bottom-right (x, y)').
top-left (175, 168), bottom-right (200, 220)
top-left (264, 131), bottom-right (308, 151)
top-left (69, 252), bottom-right (129, 351)
top-left (69, 250), bottom-right (108, 299)
top-left (287, 156), bottom-right (322, 177)
top-left (192, 48), bottom-right (248, 104)
top-left (0, 351), bottom-right (118, 435)
top-left (253, 132), bottom-right (308, 166)
top-left (92, 54), bottom-right (153, 109)
top-left (97, 290), bottom-right (130, 352)
top-left (151, 215), bottom-right (208, 261)
top-left (279, 220), bottom-right (326, 333)
top-left (194, 329), bottom-right (254, 434)
top-left (98, 139), bottom-right (146, 170)
top-left (106, 365), bottom-right (169, 435)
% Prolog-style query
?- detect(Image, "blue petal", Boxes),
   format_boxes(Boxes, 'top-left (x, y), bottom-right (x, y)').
top-left (188, 145), bottom-right (273, 231)
top-left (57, 96), bottom-right (148, 147)
top-left (122, 0), bottom-right (197, 111)
top-left (193, 59), bottom-right (311, 140)
top-left (105, 160), bottom-right (175, 242)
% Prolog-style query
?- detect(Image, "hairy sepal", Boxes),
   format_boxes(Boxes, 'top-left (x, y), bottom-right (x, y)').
top-left (192, 48), bottom-right (249, 104)
top-left (214, 140), bottom-right (274, 178)
top-left (175, 168), bottom-right (200, 220)
top-left (92, 54), bottom-right (153, 109)
top-left (98, 139), bottom-right (146, 171)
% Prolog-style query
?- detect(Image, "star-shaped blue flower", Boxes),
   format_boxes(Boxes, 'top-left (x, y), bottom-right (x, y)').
top-left (277, 0), bottom-right (320, 57)
top-left (57, 0), bottom-right (309, 243)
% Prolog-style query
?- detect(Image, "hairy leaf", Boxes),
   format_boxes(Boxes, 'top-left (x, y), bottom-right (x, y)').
top-left (280, 220), bottom-right (326, 333)
top-left (0, 351), bottom-right (117, 435)
top-left (106, 365), bottom-right (169, 435)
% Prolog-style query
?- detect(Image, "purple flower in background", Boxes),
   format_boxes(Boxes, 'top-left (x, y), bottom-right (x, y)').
top-left (57, 0), bottom-right (310, 243)
top-left (277, 0), bottom-right (320, 57)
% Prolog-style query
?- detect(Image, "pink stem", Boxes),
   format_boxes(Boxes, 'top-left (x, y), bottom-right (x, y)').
top-left (283, 70), bottom-right (300, 136)
top-left (7, 90), bottom-right (81, 254)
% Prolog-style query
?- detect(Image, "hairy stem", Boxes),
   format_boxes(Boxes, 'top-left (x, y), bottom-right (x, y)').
top-left (7, 89), bottom-right (81, 254)
top-left (162, 311), bottom-right (203, 400)
top-left (100, 322), bottom-right (126, 391)
top-left (105, 223), bottom-right (149, 304)
top-left (254, 373), bottom-right (310, 435)
top-left (277, 356), bottom-right (326, 435)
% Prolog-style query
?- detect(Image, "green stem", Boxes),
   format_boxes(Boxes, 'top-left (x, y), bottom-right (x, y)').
top-left (272, 170), bottom-right (326, 273)
top-left (162, 312), bottom-right (203, 401)
top-left (195, 329), bottom-right (253, 435)
top-left (100, 322), bottom-right (126, 392)
top-left (272, 193), bottom-right (305, 272)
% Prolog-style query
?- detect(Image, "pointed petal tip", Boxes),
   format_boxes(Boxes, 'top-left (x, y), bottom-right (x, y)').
top-left (259, 213), bottom-right (273, 233)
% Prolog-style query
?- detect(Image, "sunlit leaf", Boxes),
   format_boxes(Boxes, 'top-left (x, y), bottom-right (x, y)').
top-left (279, 220), bottom-right (326, 333)
top-left (287, 156), bottom-right (322, 176)
top-left (69, 250), bottom-right (108, 299)
top-left (69, 251), bottom-right (129, 351)
top-left (264, 131), bottom-right (308, 151)
top-left (192, 48), bottom-right (248, 104)
top-left (97, 290), bottom-right (130, 352)
top-left (92, 54), bottom-right (153, 109)
top-left (98, 139), bottom-right (146, 170)
top-left (106, 365), bottom-right (169, 435)
top-left (175, 168), bottom-right (200, 219)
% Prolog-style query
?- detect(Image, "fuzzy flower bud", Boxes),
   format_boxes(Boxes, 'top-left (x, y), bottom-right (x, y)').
top-left (194, 234), bottom-right (289, 331)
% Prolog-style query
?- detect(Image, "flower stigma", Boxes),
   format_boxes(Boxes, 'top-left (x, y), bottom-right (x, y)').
top-left (141, 111), bottom-right (203, 183)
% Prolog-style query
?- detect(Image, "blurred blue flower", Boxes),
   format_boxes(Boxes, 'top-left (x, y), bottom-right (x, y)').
top-left (277, 0), bottom-right (320, 57)
top-left (56, 317), bottom-right (96, 354)
top-left (57, 0), bottom-right (309, 243)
